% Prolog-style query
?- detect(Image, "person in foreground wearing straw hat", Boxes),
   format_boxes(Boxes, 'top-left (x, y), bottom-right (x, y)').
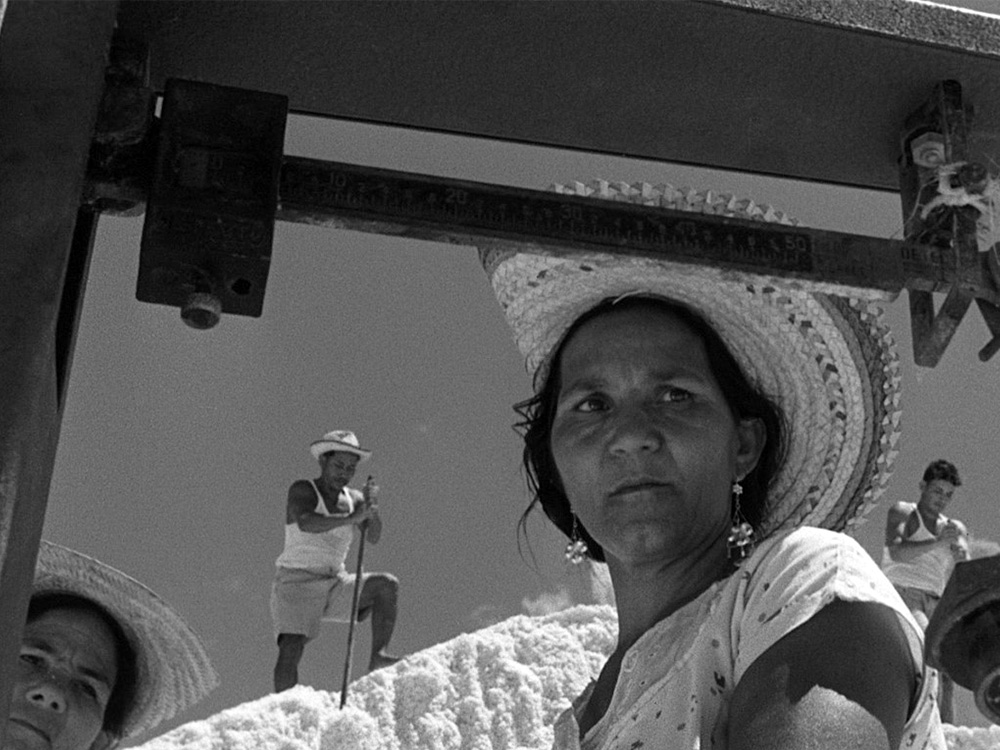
top-left (882, 458), bottom-right (970, 723)
top-left (483, 180), bottom-right (946, 749)
top-left (6, 541), bottom-right (217, 750)
top-left (271, 429), bottom-right (400, 692)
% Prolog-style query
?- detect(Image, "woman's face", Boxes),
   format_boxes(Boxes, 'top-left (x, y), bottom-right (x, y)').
top-left (549, 304), bottom-right (763, 566)
top-left (7, 606), bottom-right (119, 750)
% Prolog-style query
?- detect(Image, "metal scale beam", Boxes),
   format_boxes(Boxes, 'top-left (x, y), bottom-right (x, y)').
top-left (122, 75), bottom-right (1000, 367)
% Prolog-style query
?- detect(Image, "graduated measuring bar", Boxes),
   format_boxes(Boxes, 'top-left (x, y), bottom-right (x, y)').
top-left (278, 157), bottom-right (989, 304)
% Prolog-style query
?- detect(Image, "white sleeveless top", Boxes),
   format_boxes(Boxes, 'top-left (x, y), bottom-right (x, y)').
top-left (275, 480), bottom-right (357, 571)
top-left (881, 502), bottom-right (957, 596)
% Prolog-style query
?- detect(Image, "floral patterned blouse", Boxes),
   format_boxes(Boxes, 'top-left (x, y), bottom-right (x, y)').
top-left (551, 527), bottom-right (945, 750)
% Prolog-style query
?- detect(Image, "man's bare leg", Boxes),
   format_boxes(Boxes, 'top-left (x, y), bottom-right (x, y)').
top-left (274, 633), bottom-right (308, 692)
top-left (360, 574), bottom-right (401, 671)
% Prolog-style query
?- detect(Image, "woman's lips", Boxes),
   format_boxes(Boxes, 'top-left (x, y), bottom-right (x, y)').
top-left (9, 717), bottom-right (51, 746)
top-left (609, 480), bottom-right (669, 498)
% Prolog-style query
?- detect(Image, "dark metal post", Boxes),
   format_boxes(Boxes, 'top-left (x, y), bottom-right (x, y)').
top-left (0, 0), bottom-right (118, 735)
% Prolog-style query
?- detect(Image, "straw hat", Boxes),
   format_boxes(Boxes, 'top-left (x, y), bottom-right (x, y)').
top-left (310, 429), bottom-right (372, 461)
top-left (481, 179), bottom-right (902, 536)
top-left (32, 541), bottom-right (219, 739)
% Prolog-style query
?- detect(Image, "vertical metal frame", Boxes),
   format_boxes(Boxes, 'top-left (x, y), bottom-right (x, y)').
top-left (0, 0), bottom-right (119, 734)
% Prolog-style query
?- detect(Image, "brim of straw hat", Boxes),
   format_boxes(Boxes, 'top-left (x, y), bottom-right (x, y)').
top-left (309, 440), bottom-right (372, 461)
top-left (480, 180), bottom-right (902, 537)
top-left (32, 541), bottom-right (219, 739)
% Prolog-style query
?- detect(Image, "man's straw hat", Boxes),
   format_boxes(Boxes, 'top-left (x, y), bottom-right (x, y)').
top-left (310, 429), bottom-right (372, 461)
top-left (33, 541), bottom-right (219, 739)
top-left (481, 179), bottom-right (902, 536)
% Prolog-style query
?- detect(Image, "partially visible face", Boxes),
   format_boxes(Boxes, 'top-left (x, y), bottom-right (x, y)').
top-left (918, 478), bottom-right (956, 516)
top-left (320, 452), bottom-right (360, 490)
top-left (7, 606), bottom-right (119, 750)
top-left (549, 304), bottom-right (763, 566)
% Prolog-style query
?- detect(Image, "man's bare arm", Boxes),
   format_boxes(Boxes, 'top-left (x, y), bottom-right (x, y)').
top-left (942, 519), bottom-right (971, 561)
top-left (884, 503), bottom-right (911, 547)
top-left (285, 481), bottom-right (372, 533)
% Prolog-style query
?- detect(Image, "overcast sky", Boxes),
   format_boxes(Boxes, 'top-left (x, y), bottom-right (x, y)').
top-left (40, 111), bottom-right (1000, 741)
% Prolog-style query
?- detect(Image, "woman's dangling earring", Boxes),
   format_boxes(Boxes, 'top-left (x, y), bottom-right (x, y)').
top-left (565, 514), bottom-right (589, 564)
top-left (726, 480), bottom-right (755, 562)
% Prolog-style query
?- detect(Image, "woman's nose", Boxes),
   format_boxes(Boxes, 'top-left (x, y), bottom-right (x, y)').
top-left (608, 408), bottom-right (663, 455)
top-left (26, 681), bottom-right (67, 713)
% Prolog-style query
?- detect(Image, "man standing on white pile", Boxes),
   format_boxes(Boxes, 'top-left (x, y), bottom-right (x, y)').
top-left (270, 429), bottom-right (400, 692)
top-left (882, 458), bottom-right (970, 724)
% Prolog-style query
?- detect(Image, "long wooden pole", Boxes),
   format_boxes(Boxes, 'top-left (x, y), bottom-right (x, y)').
top-left (339, 477), bottom-right (374, 708)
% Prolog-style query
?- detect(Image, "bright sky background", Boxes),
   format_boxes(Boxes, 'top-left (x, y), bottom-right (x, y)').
top-left (42, 112), bottom-right (1000, 742)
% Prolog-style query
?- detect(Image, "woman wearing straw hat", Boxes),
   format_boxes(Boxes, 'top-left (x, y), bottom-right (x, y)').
top-left (483, 181), bottom-right (945, 749)
top-left (6, 541), bottom-right (218, 750)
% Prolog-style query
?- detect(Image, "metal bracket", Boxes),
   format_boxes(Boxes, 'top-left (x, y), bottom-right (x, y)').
top-left (82, 37), bottom-right (155, 216)
top-left (136, 79), bottom-right (288, 328)
top-left (899, 80), bottom-right (1000, 366)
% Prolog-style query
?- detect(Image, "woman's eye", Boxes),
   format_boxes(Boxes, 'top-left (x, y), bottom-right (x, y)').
top-left (657, 388), bottom-right (688, 403)
top-left (19, 651), bottom-right (44, 667)
top-left (575, 396), bottom-right (608, 413)
top-left (75, 681), bottom-right (103, 702)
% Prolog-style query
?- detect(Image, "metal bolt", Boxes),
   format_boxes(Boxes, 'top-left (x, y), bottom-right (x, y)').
top-left (958, 162), bottom-right (990, 194)
top-left (180, 292), bottom-right (222, 330)
top-left (911, 132), bottom-right (947, 168)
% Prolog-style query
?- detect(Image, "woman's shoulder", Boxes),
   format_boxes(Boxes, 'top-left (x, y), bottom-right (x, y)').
top-left (738, 526), bottom-right (880, 599)
top-left (730, 526), bottom-right (917, 682)
top-left (750, 526), bottom-right (866, 566)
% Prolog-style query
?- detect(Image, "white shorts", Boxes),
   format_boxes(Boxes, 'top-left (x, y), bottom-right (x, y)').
top-left (270, 565), bottom-right (369, 641)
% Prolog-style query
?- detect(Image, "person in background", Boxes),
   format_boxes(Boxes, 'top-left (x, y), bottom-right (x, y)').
top-left (883, 458), bottom-right (970, 723)
top-left (6, 541), bottom-right (218, 750)
top-left (271, 429), bottom-right (400, 692)
top-left (482, 178), bottom-right (946, 749)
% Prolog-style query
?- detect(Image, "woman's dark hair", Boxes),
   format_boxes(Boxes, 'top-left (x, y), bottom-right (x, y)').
top-left (515, 296), bottom-right (787, 563)
top-left (27, 592), bottom-right (139, 739)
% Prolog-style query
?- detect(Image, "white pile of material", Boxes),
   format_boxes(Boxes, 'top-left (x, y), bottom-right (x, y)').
top-left (134, 605), bottom-right (998, 750)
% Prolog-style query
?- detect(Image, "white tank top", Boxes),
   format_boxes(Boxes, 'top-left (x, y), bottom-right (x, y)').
top-left (275, 480), bottom-right (357, 571)
top-left (881, 502), bottom-right (956, 596)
